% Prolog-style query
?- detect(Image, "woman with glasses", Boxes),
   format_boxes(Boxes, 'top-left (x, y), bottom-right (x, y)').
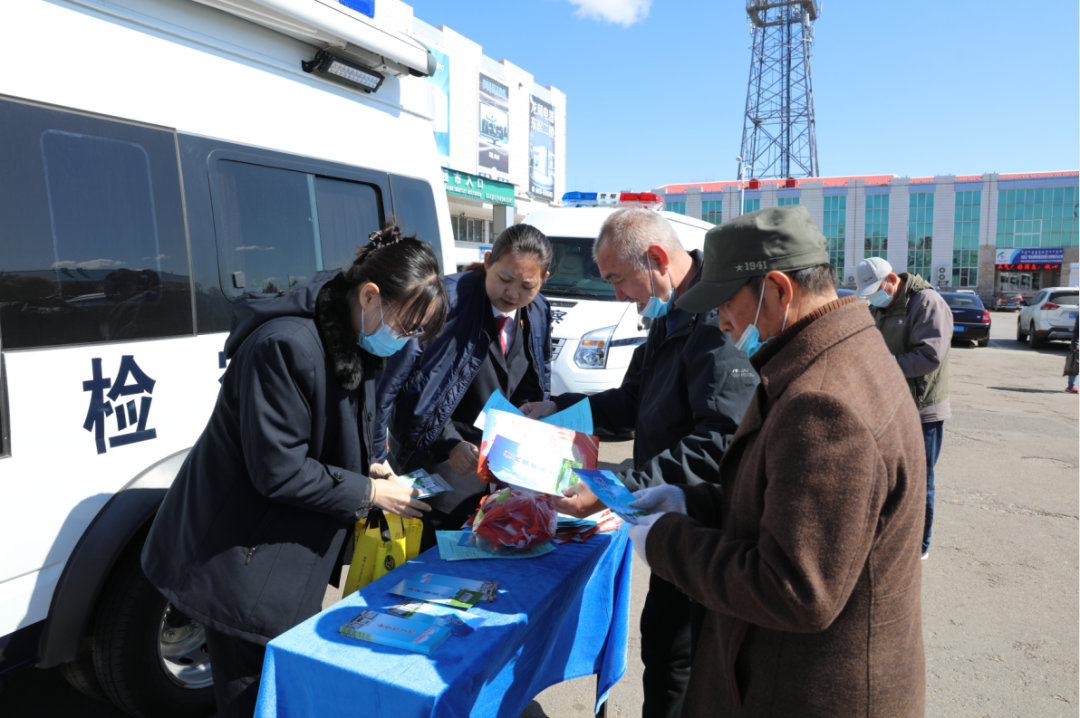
top-left (140, 221), bottom-right (447, 718)
top-left (375, 224), bottom-right (554, 549)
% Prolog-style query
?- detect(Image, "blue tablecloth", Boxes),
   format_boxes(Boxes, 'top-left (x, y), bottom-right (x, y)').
top-left (255, 527), bottom-right (633, 718)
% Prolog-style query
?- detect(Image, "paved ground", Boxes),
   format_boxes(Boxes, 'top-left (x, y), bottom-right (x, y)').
top-left (2, 310), bottom-right (1077, 717)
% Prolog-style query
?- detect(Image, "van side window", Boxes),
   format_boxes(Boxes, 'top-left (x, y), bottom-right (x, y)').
top-left (211, 161), bottom-right (383, 296)
top-left (389, 175), bottom-right (441, 261)
top-left (0, 98), bottom-right (192, 350)
top-left (315, 177), bottom-right (382, 271)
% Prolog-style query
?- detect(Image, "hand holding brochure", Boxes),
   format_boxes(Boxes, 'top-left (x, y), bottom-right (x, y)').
top-left (472, 389), bottom-right (594, 435)
top-left (570, 469), bottom-right (649, 524)
top-left (394, 469), bottom-right (453, 499)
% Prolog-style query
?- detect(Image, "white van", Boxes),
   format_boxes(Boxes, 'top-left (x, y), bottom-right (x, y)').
top-left (0, 1), bottom-right (449, 714)
top-left (524, 194), bottom-right (713, 396)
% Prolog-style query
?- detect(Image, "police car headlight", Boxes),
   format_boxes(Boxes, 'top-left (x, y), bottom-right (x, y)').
top-left (574, 326), bottom-right (615, 369)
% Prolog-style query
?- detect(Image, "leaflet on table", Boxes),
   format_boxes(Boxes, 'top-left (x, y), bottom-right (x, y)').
top-left (478, 409), bottom-right (599, 494)
top-left (471, 389), bottom-right (594, 434)
top-left (339, 609), bottom-right (451, 655)
top-left (388, 572), bottom-right (498, 608)
top-left (436, 530), bottom-right (557, 561)
top-left (385, 600), bottom-right (487, 637)
top-left (394, 469), bottom-right (453, 499)
top-left (570, 469), bottom-right (648, 524)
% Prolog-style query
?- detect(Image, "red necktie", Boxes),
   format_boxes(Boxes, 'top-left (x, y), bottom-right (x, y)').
top-left (495, 316), bottom-right (510, 355)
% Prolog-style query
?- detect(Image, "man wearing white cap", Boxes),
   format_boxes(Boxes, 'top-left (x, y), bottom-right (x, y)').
top-left (855, 257), bottom-right (952, 560)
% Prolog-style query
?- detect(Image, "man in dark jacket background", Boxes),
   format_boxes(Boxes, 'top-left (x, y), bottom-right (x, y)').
top-left (522, 207), bottom-right (758, 718)
top-left (856, 257), bottom-right (952, 560)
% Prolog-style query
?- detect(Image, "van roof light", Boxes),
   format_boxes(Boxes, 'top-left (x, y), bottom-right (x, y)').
top-left (302, 50), bottom-right (384, 93)
top-left (560, 191), bottom-right (663, 210)
top-left (620, 192), bottom-right (664, 209)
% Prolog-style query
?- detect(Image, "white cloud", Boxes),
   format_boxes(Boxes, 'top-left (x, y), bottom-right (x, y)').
top-left (143, 254), bottom-right (171, 261)
top-left (235, 245), bottom-right (275, 251)
top-left (52, 259), bottom-right (126, 270)
top-left (569, 0), bottom-right (650, 27)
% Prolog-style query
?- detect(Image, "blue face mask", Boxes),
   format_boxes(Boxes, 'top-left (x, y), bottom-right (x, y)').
top-left (358, 302), bottom-right (410, 357)
top-left (867, 281), bottom-right (893, 308)
top-left (733, 281), bottom-right (789, 358)
top-left (638, 255), bottom-right (674, 319)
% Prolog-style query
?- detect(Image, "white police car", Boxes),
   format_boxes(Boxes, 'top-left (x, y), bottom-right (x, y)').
top-left (525, 192), bottom-right (713, 396)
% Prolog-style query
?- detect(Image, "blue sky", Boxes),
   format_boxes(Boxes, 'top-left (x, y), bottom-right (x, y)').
top-left (404, 0), bottom-right (1079, 192)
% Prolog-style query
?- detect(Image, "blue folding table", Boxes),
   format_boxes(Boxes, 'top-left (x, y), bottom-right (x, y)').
top-left (255, 527), bottom-right (633, 718)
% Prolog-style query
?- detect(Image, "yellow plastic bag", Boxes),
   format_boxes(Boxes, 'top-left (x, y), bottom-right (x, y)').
top-left (343, 512), bottom-right (406, 597)
top-left (373, 514), bottom-right (408, 581)
top-left (401, 516), bottom-right (423, 560)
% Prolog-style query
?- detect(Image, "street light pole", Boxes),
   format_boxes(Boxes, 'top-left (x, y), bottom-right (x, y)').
top-left (736, 156), bottom-right (744, 217)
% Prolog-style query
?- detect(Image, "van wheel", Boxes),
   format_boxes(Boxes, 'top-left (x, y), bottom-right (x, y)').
top-left (59, 638), bottom-right (108, 702)
top-left (91, 545), bottom-right (215, 718)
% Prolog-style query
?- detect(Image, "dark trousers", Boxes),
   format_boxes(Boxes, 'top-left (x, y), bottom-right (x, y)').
top-left (204, 627), bottom-right (267, 718)
top-left (641, 573), bottom-right (696, 718)
top-left (922, 420), bottom-right (944, 553)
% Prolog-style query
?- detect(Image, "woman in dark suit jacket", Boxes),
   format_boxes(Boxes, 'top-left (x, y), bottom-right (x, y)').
top-left (374, 225), bottom-right (554, 547)
top-left (141, 223), bottom-right (447, 718)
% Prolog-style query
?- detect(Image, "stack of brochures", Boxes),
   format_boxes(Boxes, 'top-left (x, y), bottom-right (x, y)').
top-left (554, 509), bottom-right (625, 544)
top-left (339, 572), bottom-right (498, 655)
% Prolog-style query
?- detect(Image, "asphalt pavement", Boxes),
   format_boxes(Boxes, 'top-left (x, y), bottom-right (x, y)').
top-left (2, 310), bottom-right (1076, 718)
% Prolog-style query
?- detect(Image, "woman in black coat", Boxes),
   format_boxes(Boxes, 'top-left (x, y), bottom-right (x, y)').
top-left (375, 225), bottom-right (554, 547)
top-left (141, 223), bottom-right (447, 718)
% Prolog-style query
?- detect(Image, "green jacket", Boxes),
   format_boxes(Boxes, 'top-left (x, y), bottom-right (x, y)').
top-left (871, 273), bottom-right (952, 417)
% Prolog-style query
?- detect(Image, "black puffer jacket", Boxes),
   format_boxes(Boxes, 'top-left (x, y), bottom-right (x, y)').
top-left (554, 251), bottom-right (759, 490)
top-left (142, 271), bottom-right (379, 645)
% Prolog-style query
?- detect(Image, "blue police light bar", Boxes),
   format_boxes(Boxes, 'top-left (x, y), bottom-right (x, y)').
top-left (562, 191), bottom-right (599, 207)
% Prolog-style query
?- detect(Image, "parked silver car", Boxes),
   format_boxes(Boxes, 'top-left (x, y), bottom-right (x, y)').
top-left (1016, 287), bottom-right (1080, 348)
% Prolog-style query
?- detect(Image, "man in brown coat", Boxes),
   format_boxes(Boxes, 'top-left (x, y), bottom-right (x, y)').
top-left (628, 206), bottom-right (926, 717)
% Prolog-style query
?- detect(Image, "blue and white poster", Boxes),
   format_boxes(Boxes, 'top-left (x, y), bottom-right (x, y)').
top-left (529, 95), bottom-right (556, 201)
top-left (478, 73), bottom-right (510, 181)
top-left (425, 47), bottom-right (450, 164)
top-left (995, 248), bottom-right (1064, 266)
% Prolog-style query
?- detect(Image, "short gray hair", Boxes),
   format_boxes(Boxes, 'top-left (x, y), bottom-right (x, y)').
top-left (594, 208), bottom-right (684, 272)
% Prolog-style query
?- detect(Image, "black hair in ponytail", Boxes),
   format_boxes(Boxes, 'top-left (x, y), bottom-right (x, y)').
top-left (464, 223), bottom-right (553, 279)
top-left (343, 219), bottom-right (448, 344)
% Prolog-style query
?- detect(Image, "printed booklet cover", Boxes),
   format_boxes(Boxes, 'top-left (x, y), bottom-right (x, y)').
top-left (570, 469), bottom-right (648, 524)
top-left (385, 600), bottom-right (488, 637)
top-left (479, 409), bottom-right (599, 494)
top-left (339, 609), bottom-right (451, 655)
top-left (394, 469), bottom-right (453, 499)
top-left (388, 572), bottom-right (497, 608)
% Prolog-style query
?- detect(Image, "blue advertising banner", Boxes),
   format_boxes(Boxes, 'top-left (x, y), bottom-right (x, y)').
top-left (529, 95), bottom-right (555, 201)
top-left (995, 248), bottom-right (1065, 267)
top-left (425, 48), bottom-right (450, 163)
top-left (478, 73), bottom-right (510, 181)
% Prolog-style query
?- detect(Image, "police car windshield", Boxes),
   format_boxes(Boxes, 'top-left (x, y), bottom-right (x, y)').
top-left (542, 237), bottom-right (617, 301)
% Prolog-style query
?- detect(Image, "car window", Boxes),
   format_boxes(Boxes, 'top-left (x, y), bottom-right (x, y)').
top-left (943, 295), bottom-right (981, 309)
top-left (0, 98), bottom-right (192, 350)
top-left (316, 176), bottom-right (382, 272)
top-left (1048, 292), bottom-right (1079, 306)
top-left (389, 175), bottom-right (442, 269)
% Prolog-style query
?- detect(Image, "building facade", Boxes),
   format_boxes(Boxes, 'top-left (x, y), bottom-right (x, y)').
top-left (375, 1), bottom-right (567, 268)
top-left (655, 172), bottom-right (1080, 301)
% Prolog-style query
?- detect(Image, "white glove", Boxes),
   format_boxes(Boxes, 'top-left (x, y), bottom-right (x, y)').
top-left (627, 512), bottom-right (666, 570)
top-left (629, 485), bottom-right (687, 515)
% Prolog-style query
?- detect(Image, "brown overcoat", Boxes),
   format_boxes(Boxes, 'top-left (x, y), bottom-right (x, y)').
top-left (647, 296), bottom-right (926, 718)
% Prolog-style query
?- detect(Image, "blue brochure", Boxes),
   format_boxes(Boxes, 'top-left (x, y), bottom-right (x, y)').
top-left (472, 389), bottom-right (593, 435)
top-left (384, 600), bottom-right (488, 637)
top-left (339, 609), bottom-right (452, 654)
top-left (570, 469), bottom-right (649, 525)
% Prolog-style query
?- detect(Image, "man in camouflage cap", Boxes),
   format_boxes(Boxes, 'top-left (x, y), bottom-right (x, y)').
top-left (628, 206), bottom-right (928, 717)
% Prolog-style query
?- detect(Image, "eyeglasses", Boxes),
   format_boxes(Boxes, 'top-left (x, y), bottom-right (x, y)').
top-left (382, 302), bottom-right (426, 339)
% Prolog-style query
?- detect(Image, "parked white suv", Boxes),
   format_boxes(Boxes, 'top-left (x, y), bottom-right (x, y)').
top-left (1016, 287), bottom-right (1079, 348)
